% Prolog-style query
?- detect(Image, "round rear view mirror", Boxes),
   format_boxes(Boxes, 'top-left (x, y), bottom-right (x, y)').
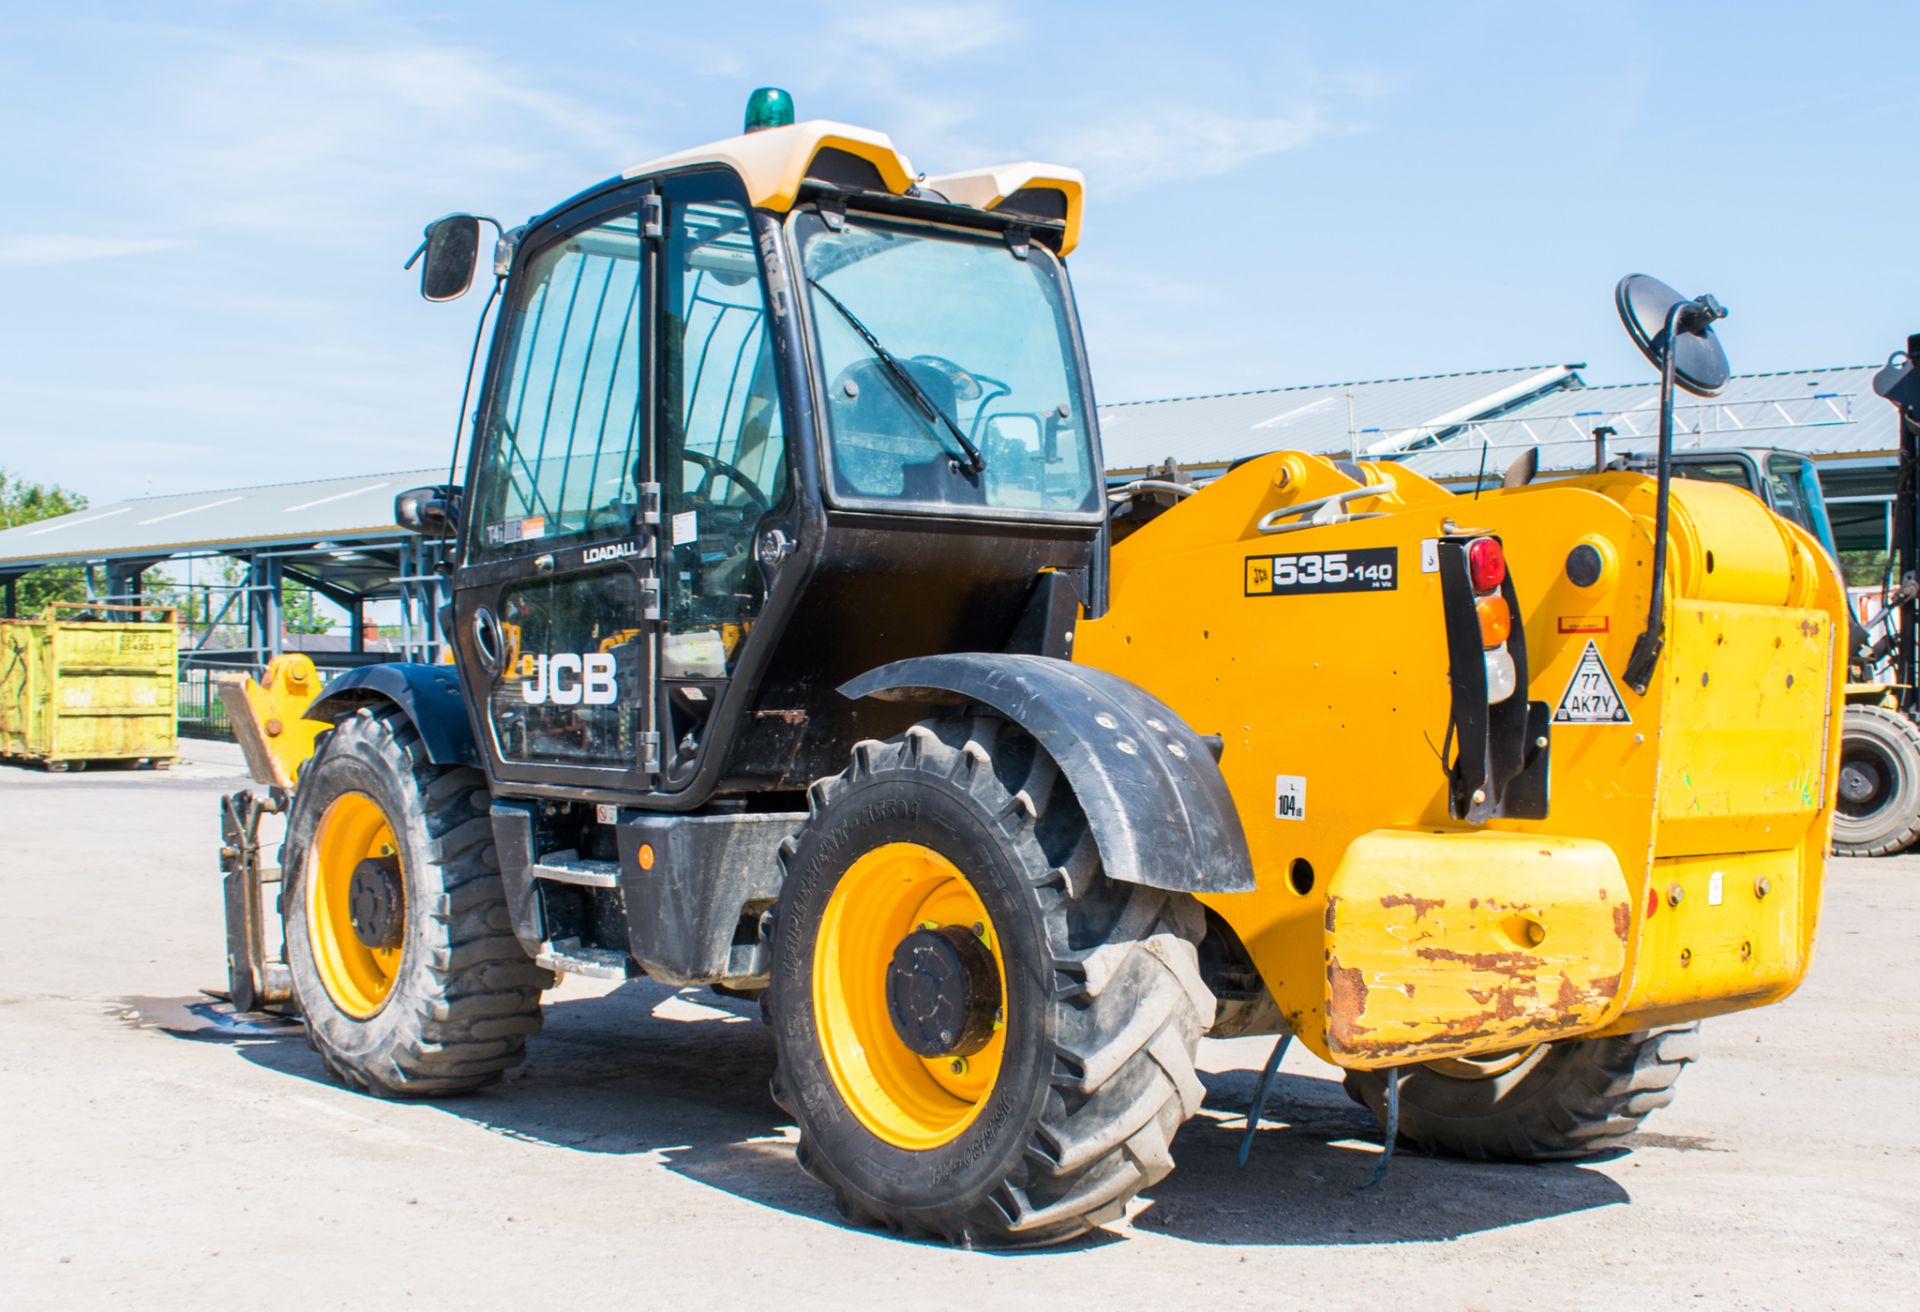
top-left (1615, 273), bottom-right (1731, 397)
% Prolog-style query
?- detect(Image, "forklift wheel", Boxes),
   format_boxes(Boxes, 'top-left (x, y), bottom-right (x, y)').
top-left (283, 707), bottom-right (552, 1096)
top-left (1831, 704), bottom-right (1920, 857)
top-left (1343, 1023), bottom-right (1700, 1161)
top-left (768, 716), bottom-right (1212, 1247)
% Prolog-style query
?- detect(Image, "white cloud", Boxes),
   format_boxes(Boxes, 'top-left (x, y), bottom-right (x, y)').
top-left (1046, 104), bottom-right (1332, 195)
top-left (0, 235), bottom-right (187, 267)
top-left (830, 2), bottom-right (1023, 62)
top-left (130, 39), bottom-right (647, 236)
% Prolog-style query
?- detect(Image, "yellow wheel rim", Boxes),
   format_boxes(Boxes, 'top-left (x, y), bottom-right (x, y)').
top-left (307, 792), bottom-right (405, 1019)
top-left (813, 842), bottom-right (1007, 1151)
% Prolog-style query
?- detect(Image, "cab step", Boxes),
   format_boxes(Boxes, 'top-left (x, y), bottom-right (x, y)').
top-left (535, 937), bottom-right (632, 980)
top-left (529, 850), bottom-right (620, 888)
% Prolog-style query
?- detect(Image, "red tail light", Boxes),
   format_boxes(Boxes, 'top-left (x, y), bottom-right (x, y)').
top-left (1468, 536), bottom-right (1507, 592)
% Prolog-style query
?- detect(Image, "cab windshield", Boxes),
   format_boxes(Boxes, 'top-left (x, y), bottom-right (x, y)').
top-left (794, 211), bottom-right (1100, 519)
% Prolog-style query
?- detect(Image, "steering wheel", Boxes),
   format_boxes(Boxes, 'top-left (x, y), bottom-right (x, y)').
top-left (681, 449), bottom-right (770, 515)
top-left (909, 354), bottom-right (985, 402)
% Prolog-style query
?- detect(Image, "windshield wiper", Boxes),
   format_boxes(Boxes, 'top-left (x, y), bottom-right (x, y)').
top-left (806, 277), bottom-right (986, 474)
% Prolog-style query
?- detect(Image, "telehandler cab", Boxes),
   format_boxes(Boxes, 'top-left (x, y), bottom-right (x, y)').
top-left (219, 92), bottom-right (1846, 1246)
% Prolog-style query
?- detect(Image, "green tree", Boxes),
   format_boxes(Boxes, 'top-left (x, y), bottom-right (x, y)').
top-left (282, 579), bottom-right (334, 635)
top-left (0, 468), bottom-right (88, 615)
top-left (205, 555), bottom-right (333, 639)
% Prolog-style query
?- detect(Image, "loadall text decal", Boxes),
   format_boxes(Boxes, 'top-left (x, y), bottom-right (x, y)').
top-left (1553, 640), bottom-right (1631, 724)
top-left (1245, 547), bottom-right (1397, 597)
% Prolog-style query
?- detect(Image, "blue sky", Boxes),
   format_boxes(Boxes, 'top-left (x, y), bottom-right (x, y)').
top-left (3, 1), bottom-right (1917, 504)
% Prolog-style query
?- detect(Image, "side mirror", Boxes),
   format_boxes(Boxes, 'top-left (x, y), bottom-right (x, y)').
top-left (1615, 273), bottom-right (1731, 398)
top-left (1501, 446), bottom-right (1539, 489)
top-left (406, 216), bottom-right (482, 302)
top-left (396, 485), bottom-right (459, 537)
top-left (1613, 272), bottom-right (1731, 695)
top-left (1874, 343), bottom-right (1919, 409)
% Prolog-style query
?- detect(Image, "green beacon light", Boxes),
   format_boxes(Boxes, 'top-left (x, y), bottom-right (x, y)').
top-left (744, 87), bottom-right (795, 134)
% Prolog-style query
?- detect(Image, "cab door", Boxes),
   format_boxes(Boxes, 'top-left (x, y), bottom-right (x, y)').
top-left (654, 172), bottom-right (791, 785)
top-left (451, 188), bottom-right (662, 793)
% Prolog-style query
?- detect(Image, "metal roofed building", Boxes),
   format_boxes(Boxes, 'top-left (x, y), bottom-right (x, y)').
top-left (0, 465), bottom-right (451, 666)
top-left (1396, 365), bottom-right (1900, 551)
top-left (1098, 364), bottom-right (1586, 475)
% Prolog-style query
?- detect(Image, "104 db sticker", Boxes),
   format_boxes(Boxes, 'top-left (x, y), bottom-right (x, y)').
top-left (1245, 547), bottom-right (1397, 597)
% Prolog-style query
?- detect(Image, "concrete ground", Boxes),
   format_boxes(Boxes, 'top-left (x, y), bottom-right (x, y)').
top-left (1, 738), bottom-right (1913, 1310)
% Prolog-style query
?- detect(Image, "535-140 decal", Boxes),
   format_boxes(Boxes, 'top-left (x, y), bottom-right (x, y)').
top-left (1245, 547), bottom-right (1398, 596)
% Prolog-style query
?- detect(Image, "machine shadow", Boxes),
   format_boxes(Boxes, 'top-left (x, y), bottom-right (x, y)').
top-left (130, 984), bottom-right (1627, 1249)
top-left (1134, 1067), bottom-right (1631, 1246)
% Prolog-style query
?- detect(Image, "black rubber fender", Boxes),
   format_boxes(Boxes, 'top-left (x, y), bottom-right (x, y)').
top-left (304, 663), bottom-right (479, 768)
top-left (840, 653), bottom-right (1255, 895)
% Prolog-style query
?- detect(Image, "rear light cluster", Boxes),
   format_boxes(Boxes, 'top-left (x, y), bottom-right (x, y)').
top-left (1471, 537), bottom-right (1518, 703)
top-left (1469, 538), bottom-right (1511, 649)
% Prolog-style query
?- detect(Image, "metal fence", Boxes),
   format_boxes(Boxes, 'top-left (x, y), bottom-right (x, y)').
top-left (176, 663), bottom-right (240, 740)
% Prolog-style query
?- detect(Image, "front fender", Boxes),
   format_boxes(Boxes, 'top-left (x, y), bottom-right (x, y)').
top-left (303, 663), bottom-right (479, 768)
top-left (840, 653), bottom-right (1255, 895)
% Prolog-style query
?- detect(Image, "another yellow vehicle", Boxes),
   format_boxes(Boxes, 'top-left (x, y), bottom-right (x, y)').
top-left (219, 92), bottom-right (1843, 1247)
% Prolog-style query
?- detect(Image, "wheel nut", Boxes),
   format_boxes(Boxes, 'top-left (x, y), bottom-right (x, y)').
top-left (949, 1057), bottom-right (968, 1076)
top-left (971, 921), bottom-right (986, 938)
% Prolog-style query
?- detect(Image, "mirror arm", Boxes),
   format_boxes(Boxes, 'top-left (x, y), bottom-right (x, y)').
top-left (1624, 298), bottom-right (1690, 695)
top-left (441, 274), bottom-right (506, 536)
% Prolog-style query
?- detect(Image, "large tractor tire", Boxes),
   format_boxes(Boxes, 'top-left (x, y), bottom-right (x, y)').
top-left (1343, 1024), bottom-right (1699, 1161)
top-left (1832, 704), bottom-right (1920, 857)
top-left (283, 707), bottom-right (551, 1097)
top-left (767, 717), bottom-right (1212, 1247)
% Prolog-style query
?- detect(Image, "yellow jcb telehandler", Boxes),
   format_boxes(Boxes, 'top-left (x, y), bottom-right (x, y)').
top-left (217, 90), bottom-right (1844, 1247)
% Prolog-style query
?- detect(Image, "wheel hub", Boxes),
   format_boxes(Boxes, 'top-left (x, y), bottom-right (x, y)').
top-left (347, 856), bottom-right (405, 951)
top-left (886, 925), bottom-right (998, 1058)
top-left (1839, 759), bottom-right (1883, 807)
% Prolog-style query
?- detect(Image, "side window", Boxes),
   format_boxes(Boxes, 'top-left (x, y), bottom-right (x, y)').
top-left (661, 193), bottom-right (787, 677)
top-left (470, 210), bottom-right (646, 558)
top-left (1673, 459), bottom-right (1757, 494)
top-left (1763, 455), bottom-right (1814, 533)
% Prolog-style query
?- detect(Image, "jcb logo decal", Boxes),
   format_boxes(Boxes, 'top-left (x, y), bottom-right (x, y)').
top-left (522, 653), bottom-right (617, 706)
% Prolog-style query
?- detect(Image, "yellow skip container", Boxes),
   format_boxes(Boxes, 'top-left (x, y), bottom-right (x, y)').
top-left (0, 602), bottom-right (178, 769)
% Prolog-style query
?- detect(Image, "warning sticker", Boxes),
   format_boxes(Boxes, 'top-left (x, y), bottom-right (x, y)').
top-left (1553, 639), bottom-right (1632, 725)
top-left (1557, 615), bottom-right (1609, 634)
top-left (484, 515), bottom-right (548, 547)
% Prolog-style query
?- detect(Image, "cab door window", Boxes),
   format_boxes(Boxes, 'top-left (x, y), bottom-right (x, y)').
top-left (660, 191), bottom-right (787, 679)
top-left (470, 211), bottom-right (647, 558)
